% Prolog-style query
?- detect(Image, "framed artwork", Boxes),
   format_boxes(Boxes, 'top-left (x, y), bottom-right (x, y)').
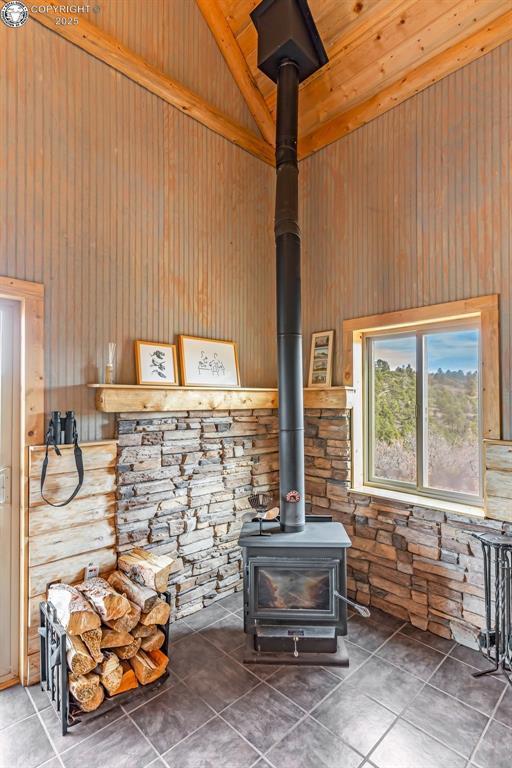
top-left (134, 340), bottom-right (179, 385)
top-left (308, 330), bottom-right (334, 387)
top-left (178, 335), bottom-right (240, 387)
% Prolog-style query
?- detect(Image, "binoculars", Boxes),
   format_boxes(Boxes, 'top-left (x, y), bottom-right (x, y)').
top-left (48, 410), bottom-right (77, 445)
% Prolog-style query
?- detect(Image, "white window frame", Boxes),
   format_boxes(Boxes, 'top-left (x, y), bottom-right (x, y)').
top-left (343, 295), bottom-right (500, 517)
top-left (364, 318), bottom-right (483, 506)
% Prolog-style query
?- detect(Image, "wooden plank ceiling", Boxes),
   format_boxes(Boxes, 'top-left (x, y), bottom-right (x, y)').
top-left (201, 0), bottom-right (512, 158)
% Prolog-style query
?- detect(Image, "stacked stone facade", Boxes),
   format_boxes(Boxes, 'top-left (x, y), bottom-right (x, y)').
top-left (115, 404), bottom-right (505, 646)
top-left (115, 409), bottom-right (278, 621)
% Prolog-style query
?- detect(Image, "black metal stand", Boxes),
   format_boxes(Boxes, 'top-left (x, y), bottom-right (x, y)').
top-left (470, 531), bottom-right (512, 687)
top-left (39, 593), bottom-right (172, 735)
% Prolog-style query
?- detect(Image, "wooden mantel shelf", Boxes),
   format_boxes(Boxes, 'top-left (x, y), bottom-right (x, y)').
top-left (89, 384), bottom-right (355, 413)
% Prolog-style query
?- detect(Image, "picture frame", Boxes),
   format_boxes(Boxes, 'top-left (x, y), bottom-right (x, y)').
top-left (134, 340), bottom-right (179, 386)
top-left (307, 330), bottom-right (334, 388)
top-left (178, 335), bottom-right (240, 388)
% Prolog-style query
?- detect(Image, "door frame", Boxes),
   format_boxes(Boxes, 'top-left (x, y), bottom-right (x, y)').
top-left (0, 276), bottom-right (44, 689)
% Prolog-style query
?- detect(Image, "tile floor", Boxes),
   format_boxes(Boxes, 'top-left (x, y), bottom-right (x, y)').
top-left (1, 592), bottom-right (511, 768)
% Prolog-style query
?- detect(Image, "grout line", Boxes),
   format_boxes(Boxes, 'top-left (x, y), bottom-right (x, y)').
top-left (123, 706), bottom-right (169, 765)
top-left (25, 688), bottom-right (66, 768)
top-left (467, 682), bottom-right (509, 767)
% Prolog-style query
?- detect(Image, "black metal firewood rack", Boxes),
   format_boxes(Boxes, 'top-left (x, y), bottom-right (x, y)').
top-left (470, 531), bottom-right (512, 686)
top-left (39, 593), bottom-right (172, 735)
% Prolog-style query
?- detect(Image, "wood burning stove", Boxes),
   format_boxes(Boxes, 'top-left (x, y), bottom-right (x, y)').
top-left (240, 0), bottom-right (369, 665)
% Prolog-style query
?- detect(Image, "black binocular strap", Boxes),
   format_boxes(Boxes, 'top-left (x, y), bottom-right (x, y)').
top-left (40, 428), bottom-right (84, 508)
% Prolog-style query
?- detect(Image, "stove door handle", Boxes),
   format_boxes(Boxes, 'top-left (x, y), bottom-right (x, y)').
top-left (334, 590), bottom-right (371, 618)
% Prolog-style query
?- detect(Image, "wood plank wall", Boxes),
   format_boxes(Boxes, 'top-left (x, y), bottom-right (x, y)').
top-left (0, 11), bottom-right (275, 441)
top-left (300, 41), bottom-right (512, 438)
top-left (26, 441), bottom-right (118, 683)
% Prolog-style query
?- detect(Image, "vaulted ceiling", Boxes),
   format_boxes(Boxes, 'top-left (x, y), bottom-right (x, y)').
top-left (198, 0), bottom-right (512, 158)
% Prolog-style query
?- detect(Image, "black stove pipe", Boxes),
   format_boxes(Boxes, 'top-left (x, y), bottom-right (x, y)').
top-left (275, 59), bottom-right (305, 533)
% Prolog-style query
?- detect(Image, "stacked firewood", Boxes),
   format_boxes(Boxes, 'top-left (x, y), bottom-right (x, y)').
top-left (47, 549), bottom-right (172, 712)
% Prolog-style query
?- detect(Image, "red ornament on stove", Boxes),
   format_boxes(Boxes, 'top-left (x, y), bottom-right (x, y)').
top-left (286, 490), bottom-right (301, 503)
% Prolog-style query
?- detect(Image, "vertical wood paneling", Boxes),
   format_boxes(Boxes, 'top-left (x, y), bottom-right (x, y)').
top-left (301, 41), bottom-right (512, 438)
top-left (0, 19), bottom-right (275, 441)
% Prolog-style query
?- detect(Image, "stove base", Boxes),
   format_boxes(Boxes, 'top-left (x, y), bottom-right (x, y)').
top-left (242, 634), bottom-right (349, 667)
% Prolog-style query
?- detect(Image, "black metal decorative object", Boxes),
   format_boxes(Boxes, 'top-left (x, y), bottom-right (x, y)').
top-left (39, 595), bottom-right (172, 735)
top-left (470, 531), bottom-right (512, 686)
top-left (250, 0), bottom-right (328, 533)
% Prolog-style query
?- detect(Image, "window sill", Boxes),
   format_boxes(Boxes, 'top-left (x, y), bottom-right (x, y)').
top-left (349, 485), bottom-right (485, 518)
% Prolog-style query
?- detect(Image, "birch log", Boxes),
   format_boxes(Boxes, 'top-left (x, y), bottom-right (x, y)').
top-left (101, 664), bottom-right (123, 695)
top-left (107, 571), bottom-right (158, 612)
top-left (139, 599), bottom-right (171, 626)
top-left (140, 629), bottom-right (165, 652)
top-left (69, 672), bottom-right (100, 704)
top-left (81, 628), bottom-right (104, 663)
top-left (132, 623), bottom-right (158, 639)
top-left (47, 584), bottom-right (100, 635)
top-left (100, 628), bottom-right (133, 648)
top-left (79, 684), bottom-right (104, 712)
top-left (118, 548), bottom-right (173, 592)
top-left (114, 636), bottom-right (141, 660)
top-left (77, 577), bottom-right (130, 621)
top-left (104, 600), bottom-right (141, 633)
top-left (66, 635), bottom-right (96, 675)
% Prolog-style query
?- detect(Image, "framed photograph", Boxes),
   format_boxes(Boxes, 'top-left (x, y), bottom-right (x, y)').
top-left (134, 340), bottom-right (179, 386)
top-left (178, 335), bottom-right (240, 388)
top-left (307, 330), bottom-right (334, 388)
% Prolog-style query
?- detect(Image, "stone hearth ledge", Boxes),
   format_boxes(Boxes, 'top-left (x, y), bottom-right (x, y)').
top-left (89, 384), bottom-right (355, 413)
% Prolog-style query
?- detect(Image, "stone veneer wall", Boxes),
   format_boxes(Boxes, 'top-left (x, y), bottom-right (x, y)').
top-left (304, 409), bottom-right (510, 648)
top-left (115, 409), bottom-right (278, 621)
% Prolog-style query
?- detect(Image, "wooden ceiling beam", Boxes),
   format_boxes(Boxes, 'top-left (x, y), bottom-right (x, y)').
top-left (195, 0), bottom-right (275, 146)
top-left (299, 9), bottom-right (512, 160)
top-left (23, 6), bottom-right (274, 166)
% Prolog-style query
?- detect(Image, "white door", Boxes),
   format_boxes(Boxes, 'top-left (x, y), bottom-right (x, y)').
top-left (0, 299), bottom-right (21, 684)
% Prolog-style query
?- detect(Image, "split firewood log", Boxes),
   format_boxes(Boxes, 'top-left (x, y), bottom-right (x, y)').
top-left (140, 629), bottom-right (165, 653)
top-left (114, 636), bottom-right (141, 660)
top-left (81, 628), bottom-right (104, 664)
top-left (103, 600), bottom-right (141, 633)
top-left (118, 548), bottom-right (174, 592)
top-left (130, 649), bottom-right (168, 685)
top-left (107, 571), bottom-right (159, 613)
top-left (131, 623), bottom-right (158, 639)
top-left (113, 662), bottom-right (138, 695)
top-left (77, 577), bottom-right (130, 622)
top-left (139, 599), bottom-right (170, 626)
top-left (79, 684), bottom-right (104, 712)
top-left (100, 628), bottom-right (133, 648)
top-left (69, 672), bottom-right (100, 704)
top-left (101, 664), bottom-right (123, 696)
top-left (66, 635), bottom-right (96, 675)
top-left (47, 584), bottom-right (100, 635)
top-left (95, 651), bottom-right (120, 677)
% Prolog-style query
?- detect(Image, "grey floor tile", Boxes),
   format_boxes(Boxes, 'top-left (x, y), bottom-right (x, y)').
top-left (346, 657), bottom-right (423, 714)
top-left (27, 685), bottom-right (52, 713)
top-left (122, 671), bottom-right (179, 713)
top-left (364, 607), bottom-right (404, 631)
top-left (130, 682), bottom-right (212, 754)
top-left (218, 591), bottom-right (243, 613)
top-left (449, 645), bottom-right (496, 673)
top-left (429, 656), bottom-right (505, 715)
top-left (184, 602), bottom-right (230, 631)
top-left (473, 719), bottom-right (512, 768)
top-left (169, 633), bottom-right (223, 680)
top-left (39, 700), bottom-right (124, 755)
top-left (327, 640), bottom-right (371, 680)
top-left (494, 686), bottom-right (512, 727)
top-left (61, 714), bottom-right (156, 768)
top-left (185, 652), bottom-right (258, 712)
top-left (169, 619), bottom-right (196, 643)
top-left (199, 613), bottom-right (245, 652)
top-left (0, 685), bottom-right (36, 730)
top-left (266, 716), bottom-right (363, 768)
top-left (0, 713), bottom-right (55, 768)
top-left (400, 625), bottom-right (455, 653)
top-left (39, 759), bottom-right (62, 768)
top-left (163, 716), bottom-right (258, 768)
top-left (223, 682), bottom-right (302, 752)
top-left (370, 719), bottom-right (466, 768)
top-left (313, 682), bottom-right (396, 755)
top-left (377, 633), bottom-right (445, 681)
top-left (403, 684), bottom-right (488, 757)
top-left (348, 616), bottom-right (398, 653)
top-left (268, 666), bottom-right (339, 711)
